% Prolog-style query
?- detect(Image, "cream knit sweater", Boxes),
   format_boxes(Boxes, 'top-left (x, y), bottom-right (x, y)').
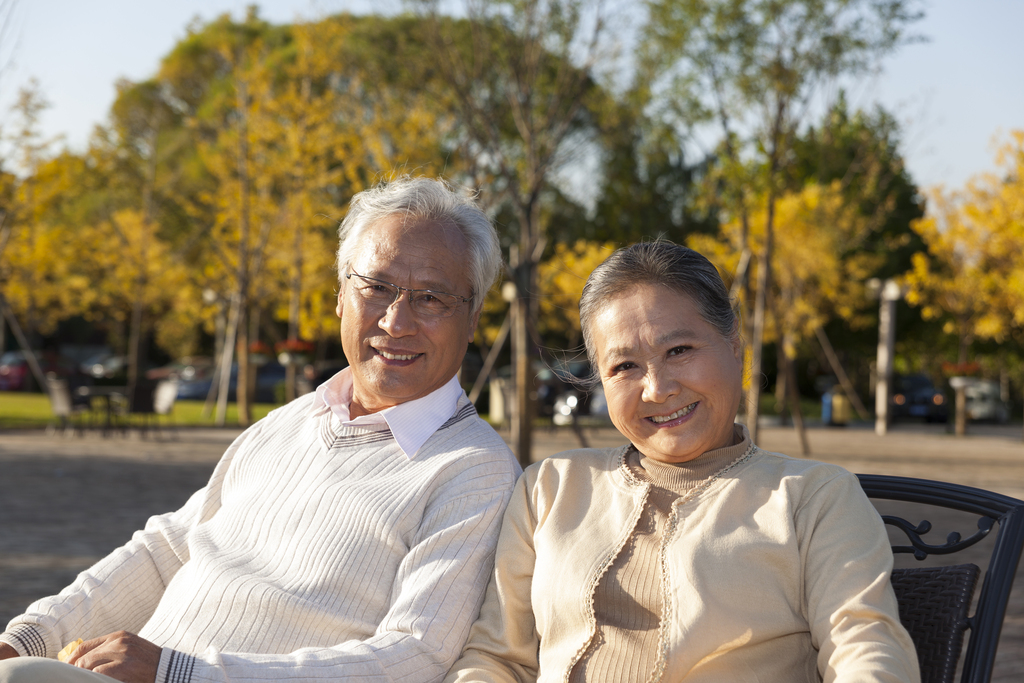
top-left (1, 392), bottom-right (520, 683)
top-left (445, 434), bottom-right (919, 683)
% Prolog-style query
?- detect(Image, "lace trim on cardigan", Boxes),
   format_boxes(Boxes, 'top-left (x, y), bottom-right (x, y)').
top-left (648, 442), bottom-right (758, 683)
top-left (565, 445), bottom-right (650, 683)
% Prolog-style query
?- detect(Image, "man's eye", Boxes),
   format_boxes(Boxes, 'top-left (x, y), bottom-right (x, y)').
top-left (369, 284), bottom-right (391, 293)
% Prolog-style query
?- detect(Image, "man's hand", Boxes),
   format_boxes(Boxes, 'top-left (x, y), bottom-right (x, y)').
top-left (66, 631), bottom-right (161, 683)
top-left (0, 642), bottom-right (18, 660)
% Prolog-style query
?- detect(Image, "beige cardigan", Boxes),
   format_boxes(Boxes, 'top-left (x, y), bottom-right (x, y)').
top-left (445, 443), bottom-right (919, 683)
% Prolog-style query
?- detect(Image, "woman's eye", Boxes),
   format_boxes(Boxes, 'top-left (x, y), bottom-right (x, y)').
top-left (668, 346), bottom-right (691, 356)
top-left (612, 361), bottom-right (636, 373)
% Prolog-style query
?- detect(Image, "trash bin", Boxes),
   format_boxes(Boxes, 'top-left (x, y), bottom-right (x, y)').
top-left (831, 391), bottom-right (850, 425)
top-left (822, 389), bottom-right (850, 426)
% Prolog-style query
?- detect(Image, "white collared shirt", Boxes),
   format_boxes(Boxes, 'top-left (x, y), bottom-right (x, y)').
top-left (311, 366), bottom-right (464, 458)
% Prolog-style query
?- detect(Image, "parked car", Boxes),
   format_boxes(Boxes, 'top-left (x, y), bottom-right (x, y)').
top-left (891, 374), bottom-right (948, 423)
top-left (297, 362), bottom-right (349, 396)
top-left (146, 356), bottom-right (215, 382)
top-left (80, 352), bottom-right (128, 379)
top-left (963, 378), bottom-right (1010, 424)
top-left (552, 385), bottom-right (610, 426)
top-left (0, 350), bottom-right (83, 391)
top-left (175, 362), bottom-right (288, 404)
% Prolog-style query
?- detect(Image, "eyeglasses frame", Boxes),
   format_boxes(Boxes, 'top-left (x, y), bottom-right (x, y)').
top-left (344, 271), bottom-right (472, 318)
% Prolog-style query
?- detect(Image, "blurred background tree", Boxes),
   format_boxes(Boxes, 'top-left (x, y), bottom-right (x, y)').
top-left (2, 0), bottom-right (1023, 443)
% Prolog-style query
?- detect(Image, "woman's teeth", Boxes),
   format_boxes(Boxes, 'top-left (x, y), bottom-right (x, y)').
top-left (650, 402), bottom-right (697, 424)
top-left (378, 350), bottom-right (418, 361)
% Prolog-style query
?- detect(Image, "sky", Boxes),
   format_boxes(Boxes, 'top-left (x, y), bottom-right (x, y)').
top-left (0, 0), bottom-right (1022, 195)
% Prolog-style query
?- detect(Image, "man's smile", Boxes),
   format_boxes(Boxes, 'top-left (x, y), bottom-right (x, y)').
top-left (374, 347), bottom-right (424, 362)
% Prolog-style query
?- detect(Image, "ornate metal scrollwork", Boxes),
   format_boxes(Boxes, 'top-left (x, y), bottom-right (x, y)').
top-left (882, 514), bottom-right (997, 561)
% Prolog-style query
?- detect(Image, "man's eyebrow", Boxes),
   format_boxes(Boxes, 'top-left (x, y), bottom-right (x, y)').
top-left (360, 271), bottom-right (456, 292)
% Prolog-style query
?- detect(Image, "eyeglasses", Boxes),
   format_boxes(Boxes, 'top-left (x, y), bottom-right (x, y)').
top-left (345, 272), bottom-right (472, 318)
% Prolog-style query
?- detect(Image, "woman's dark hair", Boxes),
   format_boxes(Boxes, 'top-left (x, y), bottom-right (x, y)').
top-left (579, 241), bottom-right (738, 376)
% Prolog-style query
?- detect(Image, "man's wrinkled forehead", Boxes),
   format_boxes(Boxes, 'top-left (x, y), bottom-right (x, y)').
top-left (350, 214), bottom-right (470, 285)
top-left (359, 215), bottom-right (465, 254)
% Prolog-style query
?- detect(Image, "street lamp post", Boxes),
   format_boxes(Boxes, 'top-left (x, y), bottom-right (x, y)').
top-left (871, 278), bottom-right (903, 436)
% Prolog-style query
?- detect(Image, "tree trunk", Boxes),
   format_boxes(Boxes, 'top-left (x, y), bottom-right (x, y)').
top-left (236, 304), bottom-right (250, 424)
top-left (235, 76), bottom-right (252, 427)
top-left (745, 196), bottom-right (774, 443)
top-left (954, 386), bottom-right (967, 437)
top-left (202, 297), bottom-right (226, 419)
top-left (215, 294), bottom-right (241, 426)
top-left (813, 325), bottom-right (870, 421)
top-left (285, 220), bottom-right (303, 403)
top-left (782, 326), bottom-right (810, 455)
top-left (511, 252), bottom-right (534, 469)
top-left (775, 343), bottom-right (789, 426)
top-left (126, 296), bottom-right (145, 409)
top-left (0, 294), bottom-right (47, 391)
top-left (954, 329), bottom-right (971, 437)
top-left (468, 313), bottom-right (510, 405)
top-left (247, 307), bottom-right (260, 408)
top-left (126, 127), bottom-right (159, 408)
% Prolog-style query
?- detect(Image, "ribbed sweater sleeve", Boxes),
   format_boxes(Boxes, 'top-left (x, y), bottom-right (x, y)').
top-left (1, 426), bottom-right (254, 660)
top-left (3, 394), bottom-right (520, 683)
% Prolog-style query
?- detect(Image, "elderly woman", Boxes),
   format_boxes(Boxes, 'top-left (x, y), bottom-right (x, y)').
top-left (445, 242), bottom-right (918, 683)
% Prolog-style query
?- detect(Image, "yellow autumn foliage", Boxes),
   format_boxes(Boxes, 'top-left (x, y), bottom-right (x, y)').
top-left (537, 240), bottom-right (617, 347)
top-left (903, 130), bottom-right (1024, 346)
top-left (690, 181), bottom-right (880, 346)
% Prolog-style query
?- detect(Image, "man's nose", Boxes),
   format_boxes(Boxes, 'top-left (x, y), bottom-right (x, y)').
top-left (378, 293), bottom-right (417, 337)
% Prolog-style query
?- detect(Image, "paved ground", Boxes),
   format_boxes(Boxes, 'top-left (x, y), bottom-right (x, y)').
top-left (1, 420), bottom-right (1023, 679)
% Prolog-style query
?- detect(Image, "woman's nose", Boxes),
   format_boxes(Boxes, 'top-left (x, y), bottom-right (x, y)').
top-left (641, 366), bottom-right (679, 403)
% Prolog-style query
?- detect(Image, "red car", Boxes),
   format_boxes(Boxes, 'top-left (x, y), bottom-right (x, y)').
top-left (0, 350), bottom-right (80, 391)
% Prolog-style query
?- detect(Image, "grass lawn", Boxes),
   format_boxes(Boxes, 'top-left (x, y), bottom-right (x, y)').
top-left (0, 391), bottom-right (276, 430)
top-left (1, 388), bottom-right (836, 431)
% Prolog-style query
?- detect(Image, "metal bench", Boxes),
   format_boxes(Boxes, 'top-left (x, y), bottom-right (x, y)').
top-left (858, 474), bottom-right (1024, 683)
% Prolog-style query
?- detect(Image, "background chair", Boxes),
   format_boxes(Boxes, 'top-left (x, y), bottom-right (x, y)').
top-left (858, 474), bottom-right (1024, 683)
top-left (45, 375), bottom-right (90, 436)
top-left (153, 378), bottom-right (179, 438)
top-left (116, 378), bottom-right (158, 436)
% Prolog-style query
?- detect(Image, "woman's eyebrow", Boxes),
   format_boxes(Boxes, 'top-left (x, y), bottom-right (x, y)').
top-left (603, 329), bottom-right (699, 360)
top-left (655, 328), bottom-right (698, 346)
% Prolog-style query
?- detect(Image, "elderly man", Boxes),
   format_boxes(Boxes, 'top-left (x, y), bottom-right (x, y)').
top-left (0, 177), bottom-right (520, 683)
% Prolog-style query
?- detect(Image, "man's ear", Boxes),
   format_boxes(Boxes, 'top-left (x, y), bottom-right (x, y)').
top-left (335, 286), bottom-right (344, 319)
top-left (468, 306), bottom-right (482, 344)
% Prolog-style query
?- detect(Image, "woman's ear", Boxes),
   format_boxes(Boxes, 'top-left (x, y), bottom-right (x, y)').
top-left (729, 321), bottom-right (743, 361)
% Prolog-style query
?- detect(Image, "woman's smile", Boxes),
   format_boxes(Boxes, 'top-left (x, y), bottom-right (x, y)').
top-left (647, 401), bottom-right (698, 424)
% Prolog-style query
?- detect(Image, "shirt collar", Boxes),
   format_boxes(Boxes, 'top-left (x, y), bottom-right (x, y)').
top-left (311, 367), bottom-right (464, 459)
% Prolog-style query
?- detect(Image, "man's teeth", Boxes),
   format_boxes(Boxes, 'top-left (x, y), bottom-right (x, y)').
top-left (378, 350), bottom-right (418, 361)
top-left (650, 402), bottom-right (697, 424)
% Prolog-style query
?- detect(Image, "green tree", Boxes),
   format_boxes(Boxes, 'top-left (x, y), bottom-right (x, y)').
top-left (417, 0), bottom-right (614, 464)
top-left (640, 0), bottom-right (923, 440)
